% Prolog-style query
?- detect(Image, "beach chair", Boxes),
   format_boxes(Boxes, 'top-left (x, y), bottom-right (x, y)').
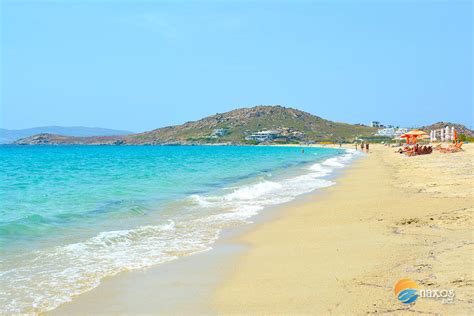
top-left (439, 142), bottom-right (463, 153)
top-left (449, 142), bottom-right (464, 152)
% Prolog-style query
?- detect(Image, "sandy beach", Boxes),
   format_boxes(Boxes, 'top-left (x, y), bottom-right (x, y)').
top-left (49, 144), bottom-right (473, 315)
top-left (214, 144), bottom-right (473, 314)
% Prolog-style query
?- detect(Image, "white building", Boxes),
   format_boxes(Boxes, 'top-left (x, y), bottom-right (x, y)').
top-left (376, 127), bottom-right (396, 137)
top-left (371, 121), bottom-right (382, 128)
top-left (376, 127), bottom-right (410, 138)
top-left (245, 130), bottom-right (280, 142)
top-left (211, 128), bottom-right (227, 137)
top-left (394, 128), bottom-right (410, 138)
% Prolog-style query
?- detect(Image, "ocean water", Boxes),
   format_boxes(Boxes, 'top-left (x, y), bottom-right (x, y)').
top-left (0, 145), bottom-right (359, 314)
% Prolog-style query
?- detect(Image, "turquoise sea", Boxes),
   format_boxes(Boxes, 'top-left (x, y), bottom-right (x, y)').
top-left (0, 145), bottom-right (358, 314)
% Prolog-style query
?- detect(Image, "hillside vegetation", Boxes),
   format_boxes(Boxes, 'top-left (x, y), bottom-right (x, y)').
top-left (21, 105), bottom-right (473, 145)
top-left (126, 106), bottom-right (376, 144)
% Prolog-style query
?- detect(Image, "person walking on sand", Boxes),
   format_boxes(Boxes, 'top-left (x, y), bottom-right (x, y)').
top-left (365, 143), bottom-right (369, 153)
top-left (360, 143), bottom-right (364, 151)
top-left (355, 143), bottom-right (358, 151)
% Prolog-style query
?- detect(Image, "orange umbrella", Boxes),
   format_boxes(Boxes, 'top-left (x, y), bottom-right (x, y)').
top-left (400, 134), bottom-right (413, 144)
top-left (453, 129), bottom-right (458, 141)
top-left (401, 130), bottom-right (427, 144)
top-left (404, 130), bottom-right (428, 136)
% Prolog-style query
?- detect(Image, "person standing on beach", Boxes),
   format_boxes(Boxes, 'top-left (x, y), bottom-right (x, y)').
top-left (365, 143), bottom-right (369, 153)
top-left (355, 143), bottom-right (358, 150)
top-left (360, 143), bottom-right (364, 151)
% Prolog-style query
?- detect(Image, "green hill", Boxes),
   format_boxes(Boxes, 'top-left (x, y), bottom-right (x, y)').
top-left (126, 105), bottom-right (376, 144)
top-left (14, 105), bottom-right (377, 145)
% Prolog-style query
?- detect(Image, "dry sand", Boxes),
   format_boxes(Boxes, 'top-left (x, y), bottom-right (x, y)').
top-left (213, 144), bottom-right (473, 314)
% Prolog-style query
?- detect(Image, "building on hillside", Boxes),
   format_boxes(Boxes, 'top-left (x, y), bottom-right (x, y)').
top-left (245, 130), bottom-right (281, 142)
top-left (376, 127), bottom-right (410, 138)
top-left (371, 121), bottom-right (382, 128)
top-left (210, 128), bottom-right (228, 138)
top-left (376, 127), bottom-right (396, 137)
top-left (393, 128), bottom-right (410, 138)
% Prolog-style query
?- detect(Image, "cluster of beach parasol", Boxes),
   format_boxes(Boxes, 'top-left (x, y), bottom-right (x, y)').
top-left (429, 126), bottom-right (458, 143)
top-left (400, 126), bottom-right (458, 144)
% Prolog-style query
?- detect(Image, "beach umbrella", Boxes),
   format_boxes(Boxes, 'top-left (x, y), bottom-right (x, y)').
top-left (404, 130), bottom-right (428, 136)
top-left (404, 130), bottom-right (427, 144)
top-left (400, 134), bottom-right (412, 144)
top-left (453, 129), bottom-right (458, 141)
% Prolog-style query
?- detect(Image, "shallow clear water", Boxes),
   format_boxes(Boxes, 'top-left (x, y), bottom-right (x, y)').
top-left (0, 145), bottom-right (358, 314)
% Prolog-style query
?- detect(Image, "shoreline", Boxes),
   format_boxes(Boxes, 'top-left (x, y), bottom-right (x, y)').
top-left (213, 144), bottom-right (473, 314)
top-left (49, 144), bottom-right (473, 314)
top-left (47, 146), bottom-right (356, 314)
top-left (48, 177), bottom-right (340, 315)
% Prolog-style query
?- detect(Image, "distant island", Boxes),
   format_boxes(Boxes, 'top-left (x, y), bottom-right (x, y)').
top-left (1, 126), bottom-right (133, 144)
top-left (11, 106), bottom-right (473, 145)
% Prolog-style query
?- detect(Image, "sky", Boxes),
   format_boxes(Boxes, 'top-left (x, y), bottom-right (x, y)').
top-left (1, 0), bottom-right (472, 132)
